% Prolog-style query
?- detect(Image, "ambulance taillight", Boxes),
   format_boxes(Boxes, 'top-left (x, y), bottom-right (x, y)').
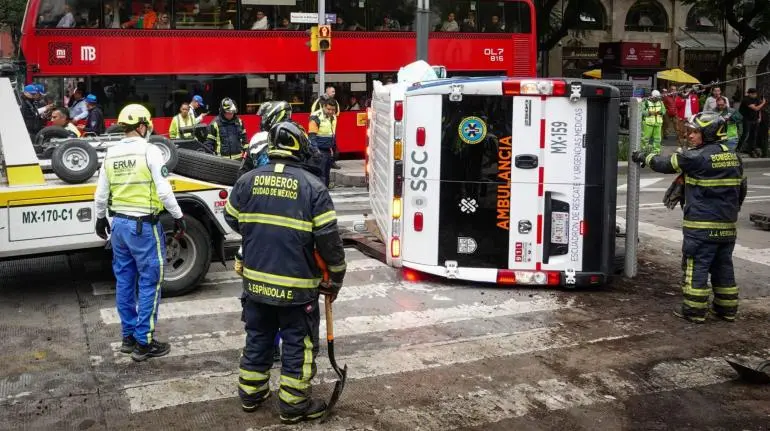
top-left (502, 79), bottom-right (567, 97)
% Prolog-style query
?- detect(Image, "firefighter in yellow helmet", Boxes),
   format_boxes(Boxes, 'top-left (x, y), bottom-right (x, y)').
top-left (93, 104), bottom-right (187, 361)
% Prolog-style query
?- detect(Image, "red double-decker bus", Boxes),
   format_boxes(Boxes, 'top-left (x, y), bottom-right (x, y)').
top-left (20, 0), bottom-right (536, 155)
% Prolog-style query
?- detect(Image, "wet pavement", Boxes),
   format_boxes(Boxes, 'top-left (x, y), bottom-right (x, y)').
top-left (1, 176), bottom-right (769, 431)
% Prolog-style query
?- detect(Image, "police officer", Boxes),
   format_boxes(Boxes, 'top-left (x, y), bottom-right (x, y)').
top-left (631, 112), bottom-right (747, 323)
top-left (205, 97), bottom-right (247, 159)
top-left (308, 97), bottom-right (337, 187)
top-left (94, 104), bottom-right (187, 361)
top-left (224, 121), bottom-right (346, 423)
top-left (20, 84), bottom-right (45, 142)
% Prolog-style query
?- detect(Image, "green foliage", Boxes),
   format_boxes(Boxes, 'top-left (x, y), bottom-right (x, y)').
top-left (680, 0), bottom-right (770, 80)
top-left (0, 0), bottom-right (27, 57)
top-left (536, 0), bottom-right (596, 51)
top-left (618, 135), bottom-right (629, 162)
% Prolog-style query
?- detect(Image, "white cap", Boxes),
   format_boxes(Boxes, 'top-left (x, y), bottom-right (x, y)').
top-left (651, 90), bottom-right (661, 97)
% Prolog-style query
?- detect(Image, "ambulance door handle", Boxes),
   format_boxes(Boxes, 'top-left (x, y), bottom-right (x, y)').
top-left (514, 154), bottom-right (538, 169)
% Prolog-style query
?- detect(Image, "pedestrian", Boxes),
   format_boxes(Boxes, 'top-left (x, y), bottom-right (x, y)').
top-left (224, 121), bottom-right (347, 423)
top-left (675, 87), bottom-right (700, 145)
top-left (715, 97), bottom-right (743, 151)
top-left (641, 90), bottom-right (666, 153)
top-left (94, 104), bottom-right (187, 361)
top-left (631, 112), bottom-right (747, 323)
top-left (662, 86), bottom-right (678, 139)
top-left (737, 88), bottom-right (767, 157)
top-left (703, 86), bottom-right (729, 112)
top-left (308, 97), bottom-right (337, 187)
top-left (19, 84), bottom-right (45, 142)
top-left (81, 94), bottom-right (105, 135)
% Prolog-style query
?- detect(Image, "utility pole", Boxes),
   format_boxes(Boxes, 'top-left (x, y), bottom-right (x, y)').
top-left (415, 0), bottom-right (430, 61)
top-left (317, 0), bottom-right (326, 95)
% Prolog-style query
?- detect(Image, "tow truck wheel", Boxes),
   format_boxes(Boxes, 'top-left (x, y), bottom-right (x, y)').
top-left (160, 214), bottom-right (212, 297)
top-left (149, 136), bottom-right (179, 171)
top-left (51, 140), bottom-right (100, 184)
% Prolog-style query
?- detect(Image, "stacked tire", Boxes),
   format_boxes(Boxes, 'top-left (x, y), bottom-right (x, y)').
top-left (173, 149), bottom-right (241, 186)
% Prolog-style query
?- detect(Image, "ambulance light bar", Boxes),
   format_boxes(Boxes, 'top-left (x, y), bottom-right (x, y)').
top-left (496, 269), bottom-right (561, 286)
top-left (503, 79), bottom-right (567, 96)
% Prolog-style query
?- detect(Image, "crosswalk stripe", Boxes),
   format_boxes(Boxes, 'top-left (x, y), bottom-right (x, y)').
top-left (107, 295), bottom-right (575, 360)
top-left (330, 196), bottom-right (369, 204)
top-left (617, 177), bottom-right (665, 191)
top-left (329, 189), bottom-right (368, 197)
top-left (120, 315), bottom-right (654, 413)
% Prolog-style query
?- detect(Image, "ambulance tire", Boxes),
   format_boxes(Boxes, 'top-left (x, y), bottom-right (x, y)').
top-left (35, 125), bottom-right (76, 147)
top-left (174, 148), bottom-right (240, 186)
top-left (51, 140), bottom-right (100, 184)
top-left (105, 124), bottom-right (124, 134)
top-left (160, 214), bottom-right (212, 297)
top-left (149, 136), bottom-right (179, 172)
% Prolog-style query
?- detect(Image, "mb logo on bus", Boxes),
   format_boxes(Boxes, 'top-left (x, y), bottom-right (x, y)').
top-left (81, 46), bottom-right (96, 62)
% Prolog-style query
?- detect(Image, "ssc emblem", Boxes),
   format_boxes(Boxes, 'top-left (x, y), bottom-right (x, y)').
top-left (458, 116), bottom-right (487, 145)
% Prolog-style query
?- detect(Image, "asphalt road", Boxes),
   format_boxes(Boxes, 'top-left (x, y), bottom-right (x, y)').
top-left (1, 179), bottom-right (769, 431)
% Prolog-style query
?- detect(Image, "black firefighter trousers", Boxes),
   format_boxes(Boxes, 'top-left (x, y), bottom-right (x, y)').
top-left (680, 238), bottom-right (739, 322)
top-left (238, 294), bottom-right (320, 414)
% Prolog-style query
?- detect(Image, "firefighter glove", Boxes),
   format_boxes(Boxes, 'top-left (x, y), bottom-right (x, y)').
top-left (173, 216), bottom-right (187, 240)
top-left (663, 174), bottom-right (685, 210)
top-left (631, 151), bottom-right (647, 167)
top-left (319, 280), bottom-right (343, 302)
top-left (95, 217), bottom-right (111, 240)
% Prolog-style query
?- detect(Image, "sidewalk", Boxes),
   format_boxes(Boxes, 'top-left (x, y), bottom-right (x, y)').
top-left (333, 157), bottom-right (770, 187)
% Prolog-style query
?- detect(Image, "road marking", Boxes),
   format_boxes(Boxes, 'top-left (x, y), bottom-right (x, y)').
top-left (93, 249), bottom-right (386, 296)
top-left (329, 189), bottom-right (368, 196)
top-left (101, 279), bottom-right (450, 326)
top-left (121, 315), bottom-right (650, 413)
top-left (617, 177), bottom-right (665, 192)
top-left (618, 216), bottom-right (770, 266)
top-left (108, 295), bottom-right (576, 360)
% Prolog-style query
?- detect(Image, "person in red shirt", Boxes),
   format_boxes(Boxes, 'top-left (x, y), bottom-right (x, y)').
top-left (662, 85), bottom-right (678, 140)
top-left (675, 87), bottom-right (700, 145)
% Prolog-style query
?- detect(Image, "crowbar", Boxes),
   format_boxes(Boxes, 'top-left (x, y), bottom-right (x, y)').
top-left (726, 359), bottom-right (770, 384)
top-left (314, 251), bottom-right (348, 423)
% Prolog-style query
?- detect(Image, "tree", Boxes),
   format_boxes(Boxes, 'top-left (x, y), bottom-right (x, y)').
top-left (537, 0), bottom-right (594, 52)
top-left (0, 0), bottom-right (27, 58)
top-left (681, 0), bottom-right (770, 81)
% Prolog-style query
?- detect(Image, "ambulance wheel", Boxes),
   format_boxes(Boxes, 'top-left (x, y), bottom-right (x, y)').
top-left (160, 214), bottom-right (212, 297)
top-left (51, 140), bottom-right (99, 184)
top-left (149, 136), bottom-right (179, 171)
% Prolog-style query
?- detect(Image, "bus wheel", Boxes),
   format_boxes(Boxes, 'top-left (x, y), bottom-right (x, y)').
top-left (149, 136), bottom-right (179, 171)
top-left (51, 140), bottom-right (99, 184)
top-left (160, 214), bottom-right (212, 297)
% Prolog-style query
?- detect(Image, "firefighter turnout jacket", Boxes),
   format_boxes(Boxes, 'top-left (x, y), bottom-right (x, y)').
top-left (206, 115), bottom-right (247, 158)
top-left (644, 142), bottom-right (747, 241)
top-left (225, 160), bottom-right (346, 305)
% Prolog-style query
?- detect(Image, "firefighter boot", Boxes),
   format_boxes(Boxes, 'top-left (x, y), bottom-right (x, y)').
top-left (279, 399), bottom-right (327, 424)
top-left (672, 308), bottom-right (705, 324)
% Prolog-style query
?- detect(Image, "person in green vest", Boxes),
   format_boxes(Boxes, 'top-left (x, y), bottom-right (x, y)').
top-left (715, 97), bottom-right (743, 151)
top-left (641, 90), bottom-right (666, 153)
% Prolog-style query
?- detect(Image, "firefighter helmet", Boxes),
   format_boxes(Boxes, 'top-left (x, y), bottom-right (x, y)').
top-left (260, 100), bottom-right (292, 132)
top-left (268, 120), bottom-right (312, 161)
top-left (685, 111), bottom-right (726, 143)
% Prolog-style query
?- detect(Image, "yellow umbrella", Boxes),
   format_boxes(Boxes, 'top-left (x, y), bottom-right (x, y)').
top-left (656, 68), bottom-right (700, 84)
top-left (582, 69), bottom-right (602, 79)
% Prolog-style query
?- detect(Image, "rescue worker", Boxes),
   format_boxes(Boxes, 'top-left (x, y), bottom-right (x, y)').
top-left (224, 121), bottom-right (346, 423)
top-left (715, 97), bottom-right (743, 151)
top-left (641, 90), bottom-right (666, 153)
top-left (205, 97), bottom-right (247, 159)
top-left (311, 89), bottom-right (341, 170)
top-left (308, 97), bottom-right (337, 187)
top-left (94, 104), bottom-right (187, 361)
top-left (50, 107), bottom-right (82, 137)
top-left (168, 102), bottom-right (196, 139)
top-left (631, 112), bottom-right (747, 323)
top-left (81, 94), bottom-right (105, 135)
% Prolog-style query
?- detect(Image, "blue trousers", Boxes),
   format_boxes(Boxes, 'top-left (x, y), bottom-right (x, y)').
top-left (111, 217), bottom-right (166, 346)
top-left (316, 147), bottom-right (333, 187)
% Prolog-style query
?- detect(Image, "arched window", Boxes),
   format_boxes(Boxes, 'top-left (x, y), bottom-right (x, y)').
top-left (685, 6), bottom-right (721, 32)
top-left (576, 0), bottom-right (607, 30)
top-left (625, 0), bottom-right (668, 32)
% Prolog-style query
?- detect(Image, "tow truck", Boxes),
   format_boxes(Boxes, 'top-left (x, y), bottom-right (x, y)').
top-left (0, 78), bottom-right (233, 296)
top-left (352, 61), bottom-right (623, 288)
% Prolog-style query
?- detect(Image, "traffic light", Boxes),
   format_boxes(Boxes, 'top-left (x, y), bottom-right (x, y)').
top-left (306, 26), bottom-right (319, 52)
top-left (318, 25), bottom-right (332, 51)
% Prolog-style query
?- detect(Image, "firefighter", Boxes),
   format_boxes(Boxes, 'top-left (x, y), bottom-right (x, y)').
top-left (94, 104), bottom-right (187, 361)
top-left (308, 96), bottom-right (337, 187)
top-left (641, 90), bottom-right (666, 154)
top-left (205, 97), bottom-right (247, 159)
top-left (631, 111), bottom-right (747, 323)
top-left (224, 121), bottom-right (346, 423)
top-left (237, 101), bottom-right (293, 177)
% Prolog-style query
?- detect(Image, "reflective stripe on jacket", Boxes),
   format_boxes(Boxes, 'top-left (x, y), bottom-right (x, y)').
top-left (169, 114), bottom-right (195, 139)
top-left (207, 116), bottom-right (247, 158)
top-left (308, 110), bottom-right (336, 150)
top-left (105, 141), bottom-right (163, 215)
top-left (224, 160), bottom-right (347, 306)
top-left (643, 100), bottom-right (665, 125)
top-left (645, 142), bottom-right (746, 242)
